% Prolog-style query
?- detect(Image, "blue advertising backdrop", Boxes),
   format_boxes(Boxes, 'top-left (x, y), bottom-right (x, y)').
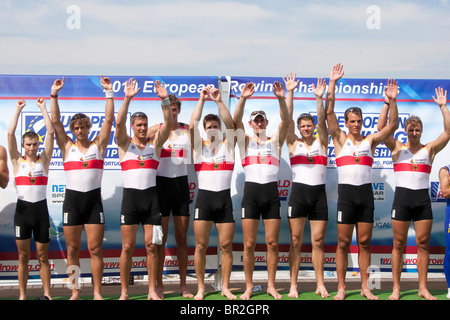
top-left (0, 74), bottom-right (448, 279)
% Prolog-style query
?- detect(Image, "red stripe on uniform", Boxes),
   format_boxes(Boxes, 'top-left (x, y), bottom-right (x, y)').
top-left (290, 155), bottom-right (327, 166)
top-left (335, 155), bottom-right (373, 167)
top-left (15, 176), bottom-right (48, 185)
top-left (242, 155), bottom-right (280, 167)
top-left (120, 159), bottom-right (159, 171)
top-left (63, 159), bottom-right (104, 170)
top-left (160, 148), bottom-right (185, 158)
top-left (393, 163), bottom-right (432, 173)
top-left (194, 162), bottom-right (235, 171)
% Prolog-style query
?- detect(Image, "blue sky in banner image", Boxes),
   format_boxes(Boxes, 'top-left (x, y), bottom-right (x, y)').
top-left (0, 0), bottom-right (449, 79)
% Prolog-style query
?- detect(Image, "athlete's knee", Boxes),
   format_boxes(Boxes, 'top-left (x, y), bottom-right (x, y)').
top-left (88, 242), bottom-right (103, 257)
top-left (17, 251), bottom-right (30, 264)
top-left (290, 235), bottom-right (302, 248)
top-left (266, 238), bottom-right (279, 252)
top-left (220, 240), bottom-right (233, 255)
top-left (121, 240), bottom-right (136, 254)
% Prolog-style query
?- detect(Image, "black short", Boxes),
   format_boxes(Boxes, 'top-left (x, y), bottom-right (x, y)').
top-left (337, 183), bottom-right (374, 224)
top-left (63, 188), bottom-right (104, 226)
top-left (288, 183), bottom-right (328, 220)
top-left (194, 189), bottom-right (234, 223)
top-left (156, 176), bottom-right (190, 217)
top-left (391, 187), bottom-right (433, 221)
top-left (121, 187), bottom-right (162, 225)
top-left (241, 181), bottom-right (281, 220)
top-left (14, 199), bottom-right (50, 243)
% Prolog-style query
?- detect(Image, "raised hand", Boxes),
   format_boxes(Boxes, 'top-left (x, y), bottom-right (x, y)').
top-left (312, 78), bottom-right (327, 98)
top-left (51, 77), bottom-right (65, 95)
top-left (329, 63), bottom-right (344, 83)
top-left (100, 75), bottom-right (113, 91)
top-left (124, 78), bottom-right (140, 98)
top-left (155, 80), bottom-right (169, 100)
top-left (199, 87), bottom-right (210, 101)
top-left (384, 79), bottom-right (398, 101)
top-left (36, 98), bottom-right (46, 109)
top-left (207, 87), bottom-right (222, 102)
top-left (273, 81), bottom-right (285, 99)
top-left (241, 82), bottom-right (255, 99)
top-left (16, 99), bottom-right (26, 110)
top-left (433, 87), bottom-right (448, 108)
top-left (283, 72), bottom-right (300, 92)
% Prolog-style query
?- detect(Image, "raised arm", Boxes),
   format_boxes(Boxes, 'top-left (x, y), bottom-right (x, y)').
top-left (189, 87), bottom-right (209, 160)
top-left (94, 75), bottom-right (115, 156)
top-left (312, 78), bottom-right (328, 151)
top-left (272, 81), bottom-right (290, 153)
top-left (283, 73), bottom-right (300, 146)
top-left (50, 77), bottom-right (72, 154)
top-left (0, 146), bottom-right (9, 188)
top-left (369, 79), bottom-right (399, 149)
top-left (233, 82), bottom-right (255, 131)
top-left (376, 89), bottom-right (397, 151)
top-left (36, 98), bottom-right (55, 170)
top-left (115, 78), bottom-right (140, 149)
top-left (153, 80), bottom-right (173, 153)
top-left (7, 100), bottom-right (26, 166)
top-left (428, 87), bottom-right (450, 162)
top-left (209, 87), bottom-right (234, 130)
top-left (325, 63), bottom-right (345, 145)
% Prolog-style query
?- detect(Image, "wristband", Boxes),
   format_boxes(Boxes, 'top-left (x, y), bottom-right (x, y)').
top-left (50, 94), bottom-right (58, 98)
top-left (105, 90), bottom-right (114, 99)
top-left (162, 97), bottom-right (170, 107)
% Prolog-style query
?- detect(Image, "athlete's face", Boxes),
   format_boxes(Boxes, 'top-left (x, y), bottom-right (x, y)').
top-left (72, 122), bottom-right (90, 141)
top-left (406, 123), bottom-right (422, 142)
top-left (131, 117), bottom-right (148, 139)
top-left (345, 112), bottom-right (362, 135)
top-left (298, 119), bottom-right (315, 139)
top-left (22, 137), bottom-right (39, 157)
top-left (204, 120), bottom-right (221, 142)
top-left (249, 115), bottom-right (268, 134)
top-left (171, 105), bottom-right (180, 123)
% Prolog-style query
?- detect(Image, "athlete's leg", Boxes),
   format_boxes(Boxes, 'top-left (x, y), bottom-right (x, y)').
top-left (85, 223), bottom-right (105, 300)
top-left (63, 225), bottom-right (83, 300)
top-left (356, 222), bottom-right (378, 300)
top-left (334, 223), bottom-right (354, 300)
top-left (264, 218), bottom-right (282, 299)
top-left (445, 207), bottom-right (450, 298)
top-left (287, 217), bottom-right (306, 298)
top-left (240, 218), bottom-right (259, 300)
top-left (143, 224), bottom-right (161, 300)
top-left (35, 241), bottom-right (51, 299)
top-left (216, 222), bottom-right (236, 300)
top-left (414, 219), bottom-right (436, 300)
top-left (119, 224), bottom-right (139, 300)
top-left (193, 220), bottom-right (213, 300)
top-left (173, 215), bottom-right (193, 297)
top-left (16, 238), bottom-right (31, 300)
top-left (389, 219), bottom-right (409, 300)
top-left (310, 219), bottom-right (329, 298)
top-left (156, 216), bottom-right (169, 298)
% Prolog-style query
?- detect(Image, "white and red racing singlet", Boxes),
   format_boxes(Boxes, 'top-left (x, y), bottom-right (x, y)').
top-left (290, 139), bottom-right (327, 186)
top-left (335, 136), bottom-right (373, 185)
top-left (157, 124), bottom-right (191, 178)
top-left (15, 157), bottom-right (48, 203)
top-left (63, 142), bottom-right (104, 192)
top-left (393, 145), bottom-right (431, 190)
top-left (194, 141), bottom-right (234, 192)
top-left (120, 138), bottom-right (159, 190)
top-left (242, 139), bottom-right (279, 184)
